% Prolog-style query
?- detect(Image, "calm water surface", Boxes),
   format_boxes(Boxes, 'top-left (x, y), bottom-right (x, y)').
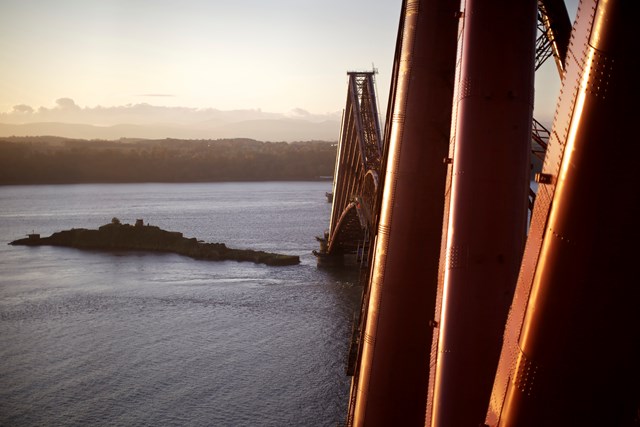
top-left (0, 182), bottom-right (360, 426)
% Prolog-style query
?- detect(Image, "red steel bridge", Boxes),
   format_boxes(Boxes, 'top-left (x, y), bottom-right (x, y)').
top-left (317, 0), bottom-right (640, 425)
top-left (314, 71), bottom-right (383, 268)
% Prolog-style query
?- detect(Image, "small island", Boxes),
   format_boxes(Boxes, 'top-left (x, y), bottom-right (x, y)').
top-left (9, 218), bottom-right (300, 267)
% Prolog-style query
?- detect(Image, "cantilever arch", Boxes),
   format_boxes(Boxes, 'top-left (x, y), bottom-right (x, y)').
top-left (426, 0), bottom-right (538, 425)
top-left (486, 0), bottom-right (640, 425)
top-left (347, 0), bottom-right (459, 425)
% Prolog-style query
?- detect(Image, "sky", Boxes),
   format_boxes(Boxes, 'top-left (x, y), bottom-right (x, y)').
top-left (0, 0), bottom-right (399, 116)
top-left (0, 0), bottom-right (578, 128)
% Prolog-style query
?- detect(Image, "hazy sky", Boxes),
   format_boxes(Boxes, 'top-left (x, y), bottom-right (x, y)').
top-left (1, 0), bottom-right (578, 123)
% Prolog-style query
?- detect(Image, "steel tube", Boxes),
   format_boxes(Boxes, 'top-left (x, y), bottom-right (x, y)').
top-left (349, 0), bottom-right (459, 424)
top-left (488, 0), bottom-right (640, 424)
top-left (429, 0), bottom-right (537, 425)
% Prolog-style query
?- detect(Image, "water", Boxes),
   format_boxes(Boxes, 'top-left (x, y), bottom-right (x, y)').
top-left (0, 182), bottom-right (361, 426)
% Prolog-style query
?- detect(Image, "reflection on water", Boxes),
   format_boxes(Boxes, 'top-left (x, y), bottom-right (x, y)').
top-left (0, 182), bottom-right (361, 426)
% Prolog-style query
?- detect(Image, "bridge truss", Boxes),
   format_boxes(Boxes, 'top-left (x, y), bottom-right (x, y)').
top-left (316, 0), bottom-right (640, 425)
top-left (314, 71), bottom-right (383, 267)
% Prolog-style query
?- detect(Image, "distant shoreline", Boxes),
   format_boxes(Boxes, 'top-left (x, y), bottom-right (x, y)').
top-left (0, 136), bottom-right (337, 185)
top-left (0, 177), bottom-right (334, 187)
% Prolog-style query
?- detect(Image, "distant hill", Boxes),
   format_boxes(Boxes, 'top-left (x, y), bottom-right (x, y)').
top-left (0, 136), bottom-right (337, 185)
top-left (0, 118), bottom-right (340, 142)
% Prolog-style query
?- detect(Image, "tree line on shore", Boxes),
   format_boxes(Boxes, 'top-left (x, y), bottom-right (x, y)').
top-left (0, 136), bottom-right (337, 184)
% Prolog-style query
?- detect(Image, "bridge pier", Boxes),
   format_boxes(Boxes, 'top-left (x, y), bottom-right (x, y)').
top-left (315, 237), bottom-right (368, 268)
top-left (314, 248), bottom-right (345, 268)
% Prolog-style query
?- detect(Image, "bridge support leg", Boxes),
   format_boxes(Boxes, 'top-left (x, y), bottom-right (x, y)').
top-left (348, 0), bottom-right (459, 425)
top-left (487, 1), bottom-right (640, 425)
top-left (427, 0), bottom-right (538, 425)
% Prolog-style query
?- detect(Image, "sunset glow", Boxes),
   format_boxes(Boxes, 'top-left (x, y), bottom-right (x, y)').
top-left (0, 0), bottom-right (578, 128)
top-left (0, 0), bottom-right (399, 116)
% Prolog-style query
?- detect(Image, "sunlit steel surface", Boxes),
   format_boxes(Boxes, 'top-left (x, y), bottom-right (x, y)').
top-left (343, 0), bottom-right (408, 415)
top-left (315, 72), bottom-right (382, 266)
top-left (347, 0), bottom-right (459, 424)
top-left (486, 0), bottom-right (640, 425)
top-left (427, 0), bottom-right (538, 425)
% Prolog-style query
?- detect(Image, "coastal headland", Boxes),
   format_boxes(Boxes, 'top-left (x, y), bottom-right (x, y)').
top-left (9, 219), bottom-right (300, 266)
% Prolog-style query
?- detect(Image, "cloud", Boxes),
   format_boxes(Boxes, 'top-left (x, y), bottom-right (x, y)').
top-left (0, 99), bottom-right (343, 141)
top-left (286, 107), bottom-right (341, 123)
top-left (0, 99), bottom-right (342, 131)
top-left (287, 107), bottom-right (311, 118)
top-left (55, 97), bottom-right (80, 110)
top-left (11, 104), bottom-right (34, 114)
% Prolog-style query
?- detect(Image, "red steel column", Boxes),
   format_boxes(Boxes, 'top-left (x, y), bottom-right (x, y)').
top-left (487, 0), bottom-right (640, 425)
top-left (350, 0), bottom-right (459, 425)
top-left (429, 0), bottom-right (537, 425)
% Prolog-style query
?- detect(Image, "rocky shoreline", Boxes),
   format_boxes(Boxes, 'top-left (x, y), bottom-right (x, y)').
top-left (9, 219), bottom-right (300, 267)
